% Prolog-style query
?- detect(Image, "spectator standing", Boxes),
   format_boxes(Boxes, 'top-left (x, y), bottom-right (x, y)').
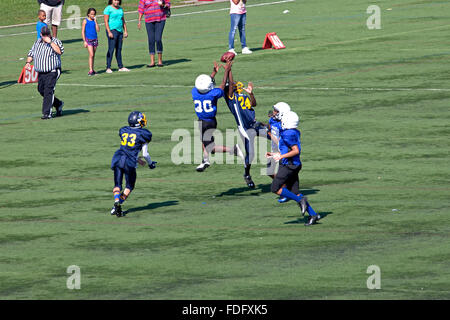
top-left (25, 26), bottom-right (64, 120)
top-left (37, 0), bottom-right (64, 38)
top-left (104, 0), bottom-right (129, 73)
top-left (82, 8), bottom-right (100, 76)
top-left (228, 0), bottom-right (252, 55)
top-left (36, 10), bottom-right (47, 40)
top-left (137, 0), bottom-right (171, 68)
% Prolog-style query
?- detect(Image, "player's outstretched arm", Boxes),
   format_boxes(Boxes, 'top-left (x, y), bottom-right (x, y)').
top-left (225, 61), bottom-right (234, 96)
top-left (211, 61), bottom-right (221, 80)
top-left (220, 61), bottom-right (232, 91)
top-left (142, 144), bottom-right (157, 169)
top-left (244, 82), bottom-right (257, 107)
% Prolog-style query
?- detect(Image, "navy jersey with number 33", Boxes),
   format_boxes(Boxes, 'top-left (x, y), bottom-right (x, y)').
top-left (111, 126), bottom-right (152, 170)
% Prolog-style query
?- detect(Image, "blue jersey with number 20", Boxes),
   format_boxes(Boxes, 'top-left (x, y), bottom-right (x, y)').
top-left (111, 126), bottom-right (152, 170)
top-left (191, 87), bottom-right (224, 121)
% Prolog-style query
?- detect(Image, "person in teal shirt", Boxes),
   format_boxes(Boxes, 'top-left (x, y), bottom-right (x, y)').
top-left (104, 0), bottom-right (129, 73)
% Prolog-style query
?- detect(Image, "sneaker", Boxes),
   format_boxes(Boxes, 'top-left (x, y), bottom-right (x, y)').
top-left (228, 48), bottom-right (237, 55)
top-left (118, 67), bottom-right (130, 72)
top-left (55, 101), bottom-right (64, 117)
top-left (233, 144), bottom-right (244, 159)
top-left (106, 68), bottom-right (113, 74)
top-left (88, 71), bottom-right (95, 76)
top-left (304, 214), bottom-right (318, 226)
top-left (299, 196), bottom-right (308, 216)
top-left (41, 115), bottom-right (52, 120)
top-left (196, 160), bottom-right (210, 172)
top-left (244, 175), bottom-right (255, 189)
top-left (242, 47), bottom-right (252, 54)
top-left (278, 197), bottom-right (289, 203)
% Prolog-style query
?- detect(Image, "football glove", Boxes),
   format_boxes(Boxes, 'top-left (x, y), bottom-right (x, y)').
top-left (148, 161), bottom-right (157, 169)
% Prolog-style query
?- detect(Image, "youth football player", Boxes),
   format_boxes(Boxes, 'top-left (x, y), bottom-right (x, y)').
top-left (192, 61), bottom-right (244, 172)
top-left (266, 111), bottom-right (320, 226)
top-left (110, 111), bottom-right (157, 217)
top-left (224, 64), bottom-right (266, 188)
top-left (267, 102), bottom-right (291, 202)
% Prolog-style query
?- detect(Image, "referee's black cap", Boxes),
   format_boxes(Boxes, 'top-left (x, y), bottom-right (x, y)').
top-left (40, 26), bottom-right (51, 37)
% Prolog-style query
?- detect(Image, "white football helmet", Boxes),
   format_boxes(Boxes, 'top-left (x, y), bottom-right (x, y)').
top-left (281, 111), bottom-right (299, 130)
top-left (195, 74), bottom-right (214, 93)
top-left (273, 102), bottom-right (291, 120)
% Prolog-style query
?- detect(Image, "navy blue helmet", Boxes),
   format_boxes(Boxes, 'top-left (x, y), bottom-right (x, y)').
top-left (128, 111), bottom-right (147, 128)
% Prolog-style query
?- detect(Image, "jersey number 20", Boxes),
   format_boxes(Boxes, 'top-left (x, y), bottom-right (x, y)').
top-left (121, 133), bottom-right (136, 147)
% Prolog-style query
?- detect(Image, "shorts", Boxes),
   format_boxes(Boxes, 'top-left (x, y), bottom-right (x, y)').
top-left (40, 3), bottom-right (63, 26)
top-left (86, 38), bottom-right (98, 47)
top-left (198, 118), bottom-right (217, 152)
top-left (113, 166), bottom-right (137, 191)
top-left (271, 163), bottom-right (302, 194)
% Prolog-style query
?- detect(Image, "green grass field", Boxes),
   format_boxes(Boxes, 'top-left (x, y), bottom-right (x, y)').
top-left (0, 0), bottom-right (449, 300)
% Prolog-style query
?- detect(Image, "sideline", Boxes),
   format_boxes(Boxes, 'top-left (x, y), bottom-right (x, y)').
top-left (0, 0), bottom-right (295, 37)
top-left (0, 0), bottom-right (229, 29)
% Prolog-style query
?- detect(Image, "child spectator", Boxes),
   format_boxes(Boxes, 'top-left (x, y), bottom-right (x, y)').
top-left (36, 10), bottom-right (47, 40)
top-left (82, 8), bottom-right (100, 76)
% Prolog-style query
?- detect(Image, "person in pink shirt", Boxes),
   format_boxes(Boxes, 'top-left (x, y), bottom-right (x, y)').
top-left (228, 0), bottom-right (252, 55)
top-left (138, 0), bottom-right (171, 67)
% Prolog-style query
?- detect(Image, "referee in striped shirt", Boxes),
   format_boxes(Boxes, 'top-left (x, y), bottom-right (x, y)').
top-left (25, 26), bottom-right (64, 120)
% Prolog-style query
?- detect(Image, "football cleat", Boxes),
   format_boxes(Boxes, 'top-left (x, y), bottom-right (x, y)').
top-left (55, 101), bottom-right (64, 117)
top-left (304, 214), bottom-right (319, 226)
top-left (233, 144), bottom-right (244, 159)
top-left (196, 160), bottom-right (210, 172)
top-left (278, 197), bottom-right (289, 203)
top-left (244, 175), bottom-right (255, 189)
top-left (110, 202), bottom-right (123, 217)
top-left (128, 111), bottom-right (147, 128)
top-left (299, 196), bottom-right (308, 216)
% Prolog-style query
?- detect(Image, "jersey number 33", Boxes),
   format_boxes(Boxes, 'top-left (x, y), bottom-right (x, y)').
top-left (121, 133), bottom-right (137, 147)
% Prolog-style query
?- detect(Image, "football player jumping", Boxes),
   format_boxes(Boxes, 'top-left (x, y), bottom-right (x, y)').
top-left (266, 111), bottom-right (320, 226)
top-left (110, 111), bottom-right (157, 217)
top-left (224, 62), bottom-right (266, 189)
top-left (192, 61), bottom-right (244, 172)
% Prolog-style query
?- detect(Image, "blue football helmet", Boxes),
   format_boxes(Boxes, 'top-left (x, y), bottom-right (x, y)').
top-left (128, 111), bottom-right (147, 128)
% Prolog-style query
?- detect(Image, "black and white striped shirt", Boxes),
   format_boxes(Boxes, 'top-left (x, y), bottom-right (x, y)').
top-left (28, 37), bottom-right (64, 73)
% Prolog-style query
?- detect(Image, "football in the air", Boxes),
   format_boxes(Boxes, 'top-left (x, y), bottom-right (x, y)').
top-left (220, 51), bottom-right (236, 62)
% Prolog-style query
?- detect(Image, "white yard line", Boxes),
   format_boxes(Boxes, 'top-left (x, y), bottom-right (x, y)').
top-left (57, 83), bottom-right (450, 92)
top-left (0, 0), bottom-right (294, 37)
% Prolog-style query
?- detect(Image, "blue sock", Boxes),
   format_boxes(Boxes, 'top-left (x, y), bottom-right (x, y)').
top-left (114, 194), bottom-right (120, 202)
top-left (280, 188), bottom-right (303, 203)
top-left (306, 200), bottom-right (317, 216)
